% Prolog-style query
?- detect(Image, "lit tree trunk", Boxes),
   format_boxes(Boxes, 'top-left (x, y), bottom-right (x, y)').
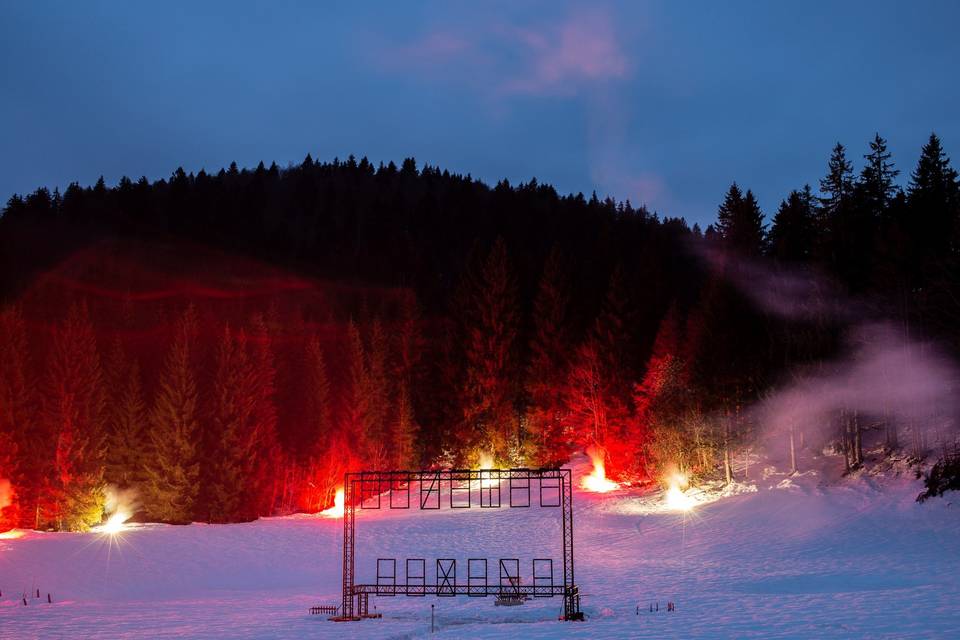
top-left (853, 411), bottom-right (863, 468)
top-left (840, 410), bottom-right (851, 474)
top-left (723, 417), bottom-right (733, 485)
top-left (789, 425), bottom-right (797, 474)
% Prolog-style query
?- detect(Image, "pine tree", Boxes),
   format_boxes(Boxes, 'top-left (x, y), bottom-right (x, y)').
top-left (205, 325), bottom-right (258, 523)
top-left (715, 183), bottom-right (766, 255)
top-left (565, 266), bottom-right (634, 473)
top-left (365, 319), bottom-right (391, 468)
top-left (459, 237), bottom-right (520, 463)
top-left (103, 339), bottom-right (148, 491)
top-left (343, 320), bottom-right (369, 460)
top-left (393, 383), bottom-right (418, 470)
top-left (393, 292), bottom-right (423, 469)
top-left (525, 245), bottom-right (573, 466)
top-left (858, 133), bottom-right (900, 216)
top-left (44, 302), bottom-right (107, 531)
top-left (143, 307), bottom-right (200, 524)
top-left (304, 335), bottom-right (332, 456)
top-left (633, 304), bottom-right (687, 480)
top-left (0, 306), bottom-right (36, 529)
top-left (907, 132), bottom-right (959, 257)
top-left (819, 143), bottom-right (855, 214)
top-left (302, 335), bottom-right (336, 511)
top-left (247, 314), bottom-right (281, 517)
top-left (106, 359), bottom-right (148, 491)
top-left (768, 185), bottom-right (816, 262)
top-left (816, 143), bottom-right (855, 264)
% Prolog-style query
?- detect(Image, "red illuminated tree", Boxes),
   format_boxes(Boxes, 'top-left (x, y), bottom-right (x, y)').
top-left (248, 314), bottom-right (282, 516)
top-left (392, 292), bottom-right (423, 469)
top-left (458, 237), bottom-right (521, 463)
top-left (204, 325), bottom-right (260, 522)
top-left (565, 266), bottom-right (635, 475)
top-left (0, 306), bottom-right (35, 529)
top-left (43, 302), bottom-right (107, 531)
top-left (143, 307), bottom-right (201, 524)
top-left (104, 339), bottom-right (148, 490)
top-left (297, 335), bottom-right (335, 510)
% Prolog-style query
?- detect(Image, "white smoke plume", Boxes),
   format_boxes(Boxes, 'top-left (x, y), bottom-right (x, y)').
top-left (693, 241), bottom-right (960, 459)
top-left (104, 484), bottom-right (139, 521)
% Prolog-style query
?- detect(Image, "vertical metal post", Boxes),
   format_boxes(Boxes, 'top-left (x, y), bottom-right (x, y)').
top-left (341, 474), bottom-right (356, 618)
top-left (560, 469), bottom-right (581, 620)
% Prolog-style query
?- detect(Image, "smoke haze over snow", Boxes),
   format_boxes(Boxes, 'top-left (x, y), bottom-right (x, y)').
top-left (754, 322), bottom-right (959, 448)
top-left (694, 242), bottom-right (960, 458)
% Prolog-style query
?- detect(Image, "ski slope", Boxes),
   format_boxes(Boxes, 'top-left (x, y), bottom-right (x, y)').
top-left (2, 457), bottom-right (959, 639)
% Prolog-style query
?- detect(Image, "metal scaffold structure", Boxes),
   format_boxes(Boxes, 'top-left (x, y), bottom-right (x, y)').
top-left (329, 468), bottom-right (583, 622)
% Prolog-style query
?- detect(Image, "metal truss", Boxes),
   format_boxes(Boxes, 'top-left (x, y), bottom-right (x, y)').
top-left (335, 468), bottom-right (582, 621)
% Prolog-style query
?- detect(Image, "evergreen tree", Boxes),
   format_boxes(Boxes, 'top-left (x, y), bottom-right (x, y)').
top-left (393, 292), bottom-right (423, 469)
top-left (768, 185), bottom-right (816, 262)
top-left (103, 339), bottom-right (148, 490)
top-left (633, 303), bottom-right (689, 480)
top-left (459, 237), bottom-right (520, 463)
top-left (44, 302), bottom-right (107, 531)
top-left (143, 308), bottom-right (200, 524)
top-left (907, 132), bottom-right (959, 257)
top-left (816, 143), bottom-right (855, 264)
top-left (565, 266), bottom-right (635, 474)
top-left (365, 319), bottom-right (391, 468)
top-left (343, 320), bottom-right (369, 459)
top-left (0, 306), bottom-right (36, 529)
top-left (248, 314), bottom-right (281, 517)
top-left (205, 325), bottom-right (258, 523)
top-left (525, 245), bottom-right (573, 466)
top-left (715, 183), bottom-right (766, 255)
top-left (302, 335), bottom-right (337, 511)
top-left (105, 358), bottom-right (148, 491)
top-left (858, 133), bottom-right (900, 216)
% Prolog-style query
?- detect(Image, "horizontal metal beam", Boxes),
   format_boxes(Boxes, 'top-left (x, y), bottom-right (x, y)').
top-left (351, 583), bottom-right (566, 597)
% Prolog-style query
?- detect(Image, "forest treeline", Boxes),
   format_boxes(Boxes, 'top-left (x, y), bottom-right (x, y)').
top-left (1, 132), bottom-right (958, 530)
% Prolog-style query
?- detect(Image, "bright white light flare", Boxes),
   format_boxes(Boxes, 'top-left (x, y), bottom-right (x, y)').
top-left (664, 472), bottom-right (695, 511)
top-left (97, 510), bottom-right (132, 535)
top-left (478, 453), bottom-right (499, 488)
top-left (321, 488), bottom-right (345, 518)
top-left (581, 452), bottom-right (619, 493)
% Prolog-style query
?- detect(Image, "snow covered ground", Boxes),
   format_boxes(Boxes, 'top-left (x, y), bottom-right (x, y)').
top-left (2, 457), bottom-right (959, 639)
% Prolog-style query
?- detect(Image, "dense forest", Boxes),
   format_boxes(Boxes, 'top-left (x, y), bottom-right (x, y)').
top-left (1, 132), bottom-right (959, 531)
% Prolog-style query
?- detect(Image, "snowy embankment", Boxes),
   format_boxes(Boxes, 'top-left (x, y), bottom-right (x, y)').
top-left (2, 458), bottom-right (959, 639)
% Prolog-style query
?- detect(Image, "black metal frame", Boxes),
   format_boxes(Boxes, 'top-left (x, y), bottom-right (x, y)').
top-left (337, 468), bottom-right (582, 621)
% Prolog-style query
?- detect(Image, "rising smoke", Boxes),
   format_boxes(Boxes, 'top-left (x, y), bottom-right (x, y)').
top-left (695, 242), bottom-right (960, 462)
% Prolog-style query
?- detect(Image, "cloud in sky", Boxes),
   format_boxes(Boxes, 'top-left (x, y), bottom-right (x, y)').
top-left (374, 7), bottom-right (630, 97)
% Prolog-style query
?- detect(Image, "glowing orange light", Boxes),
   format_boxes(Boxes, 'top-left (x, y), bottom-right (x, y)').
top-left (664, 472), bottom-right (694, 511)
top-left (581, 451), bottom-right (619, 493)
top-left (321, 487), bottom-right (345, 518)
top-left (0, 529), bottom-right (25, 540)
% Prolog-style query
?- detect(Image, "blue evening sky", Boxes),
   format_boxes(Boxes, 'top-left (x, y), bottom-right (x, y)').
top-left (2, 1), bottom-right (958, 228)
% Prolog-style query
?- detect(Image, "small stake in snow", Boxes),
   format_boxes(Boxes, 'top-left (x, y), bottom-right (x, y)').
top-left (431, 603), bottom-right (435, 633)
top-left (48, 593), bottom-right (52, 604)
